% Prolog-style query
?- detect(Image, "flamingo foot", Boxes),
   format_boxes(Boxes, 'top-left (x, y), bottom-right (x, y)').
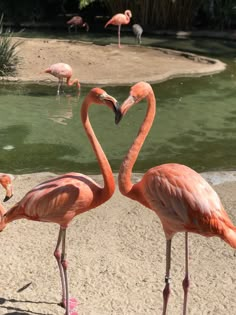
top-left (59, 297), bottom-right (78, 311)
top-left (68, 297), bottom-right (78, 311)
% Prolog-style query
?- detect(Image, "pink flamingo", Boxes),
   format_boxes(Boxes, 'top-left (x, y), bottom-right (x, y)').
top-left (115, 81), bottom-right (236, 315)
top-left (0, 88), bottom-right (119, 315)
top-left (67, 16), bottom-right (89, 33)
top-left (0, 173), bottom-right (14, 203)
top-left (44, 63), bottom-right (80, 96)
top-left (105, 10), bottom-right (132, 48)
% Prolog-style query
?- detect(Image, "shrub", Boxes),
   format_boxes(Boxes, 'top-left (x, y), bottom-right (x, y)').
top-left (0, 14), bottom-right (21, 76)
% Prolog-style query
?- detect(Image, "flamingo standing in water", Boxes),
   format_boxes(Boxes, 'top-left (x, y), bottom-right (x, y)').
top-left (115, 81), bottom-right (236, 315)
top-left (0, 173), bottom-right (14, 203)
top-left (67, 16), bottom-right (89, 33)
top-left (105, 10), bottom-right (132, 48)
top-left (44, 63), bottom-right (80, 96)
top-left (0, 88), bottom-right (119, 315)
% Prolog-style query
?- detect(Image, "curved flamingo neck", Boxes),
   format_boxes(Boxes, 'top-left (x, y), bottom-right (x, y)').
top-left (125, 14), bottom-right (130, 23)
top-left (66, 77), bottom-right (80, 89)
top-left (81, 97), bottom-right (115, 204)
top-left (118, 90), bottom-right (156, 197)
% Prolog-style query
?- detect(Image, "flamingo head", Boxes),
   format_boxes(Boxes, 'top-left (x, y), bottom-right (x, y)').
top-left (0, 173), bottom-right (14, 202)
top-left (125, 10), bottom-right (132, 18)
top-left (115, 81), bottom-right (152, 124)
top-left (89, 87), bottom-right (120, 122)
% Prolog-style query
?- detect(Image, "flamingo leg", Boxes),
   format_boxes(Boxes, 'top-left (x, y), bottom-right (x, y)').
top-left (61, 229), bottom-right (79, 315)
top-left (162, 239), bottom-right (172, 315)
top-left (182, 232), bottom-right (190, 315)
top-left (61, 228), bottom-right (70, 314)
top-left (57, 78), bottom-right (63, 95)
top-left (54, 227), bottom-right (66, 306)
top-left (118, 25), bottom-right (121, 48)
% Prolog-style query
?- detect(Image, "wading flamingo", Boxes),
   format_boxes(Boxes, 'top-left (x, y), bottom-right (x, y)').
top-left (67, 16), bottom-right (89, 33)
top-left (115, 81), bottom-right (236, 315)
top-left (44, 63), bottom-right (80, 96)
top-left (105, 10), bottom-right (132, 48)
top-left (0, 88), bottom-right (119, 315)
top-left (0, 173), bottom-right (14, 202)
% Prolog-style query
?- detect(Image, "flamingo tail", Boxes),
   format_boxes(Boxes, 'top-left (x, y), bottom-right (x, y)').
top-left (221, 225), bottom-right (236, 248)
top-left (44, 68), bottom-right (51, 73)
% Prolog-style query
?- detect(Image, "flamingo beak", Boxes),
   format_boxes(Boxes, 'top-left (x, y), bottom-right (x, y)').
top-left (3, 183), bottom-right (13, 202)
top-left (3, 195), bottom-right (12, 202)
top-left (112, 101), bottom-right (122, 124)
top-left (115, 95), bottom-right (135, 124)
top-left (115, 106), bottom-right (122, 124)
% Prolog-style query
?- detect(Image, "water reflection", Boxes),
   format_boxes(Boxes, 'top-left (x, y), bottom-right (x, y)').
top-left (47, 93), bottom-right (79, 126)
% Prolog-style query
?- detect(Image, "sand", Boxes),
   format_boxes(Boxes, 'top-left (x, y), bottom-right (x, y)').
top-left (0, 171), bottom-right (236, 315)
top-left (1, 37), bottom-right (226, 86)
top-left (0, 37), bottom-right (235, 315)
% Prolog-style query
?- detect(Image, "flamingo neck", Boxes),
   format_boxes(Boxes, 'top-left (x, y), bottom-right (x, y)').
top-left (81, 98), bottom-right (115, 204)
top-left (118, 91), bottom-right (156, 196)
top-left (66, 77), bottom-right (80, 89)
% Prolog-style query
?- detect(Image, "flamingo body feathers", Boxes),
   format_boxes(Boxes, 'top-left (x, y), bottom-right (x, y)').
top-left (44, 63), bottom-right (80, 94)
top-left (2, 173), bottom-right (101, 229)
top-left (142, 163), bottom-right (235, 243)
top-left (105, 10), bottom-right (132, 27)
top-left (67, 16), bottom-right (89, 32)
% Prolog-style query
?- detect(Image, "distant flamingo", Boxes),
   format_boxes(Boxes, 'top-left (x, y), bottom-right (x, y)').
top-left (105, 10), bottom-right (132, 48)
top-left (67, 16), bottom-right (89, 33)
top-left (0, 173), bottom-right (14, 203)
top-left (44, 63), bottom-right (80, 96)
top-left (115, 81), bottom-right (236, 315)
top-left (0, 88), bottom-right (119, 315)
top-left (132, 24), bottom-right (143, 45)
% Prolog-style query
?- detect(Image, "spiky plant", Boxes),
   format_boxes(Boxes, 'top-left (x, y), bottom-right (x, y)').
top-left (0, 14), bottom-right (21, 76)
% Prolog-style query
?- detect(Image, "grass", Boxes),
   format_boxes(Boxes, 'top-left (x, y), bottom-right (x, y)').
top-left (0, 14), bottom-right (21, 76)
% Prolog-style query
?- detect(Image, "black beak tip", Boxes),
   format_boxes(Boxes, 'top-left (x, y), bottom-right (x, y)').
top-left (3, 195), bottom-right (13, 202)
top-left (115, 110), bottom-right (122, 125)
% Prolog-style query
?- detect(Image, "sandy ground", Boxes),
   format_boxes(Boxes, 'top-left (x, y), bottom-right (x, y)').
top-left (0, 172), bottom-right (236, 315)
top-left (0, 38), bottom-right (235, 315)
top-left (2, 37), bottom-right (226, 86)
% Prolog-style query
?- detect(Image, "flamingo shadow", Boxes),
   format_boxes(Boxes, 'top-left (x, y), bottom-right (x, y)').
top-left (0, 296), bottom-right (57, 315)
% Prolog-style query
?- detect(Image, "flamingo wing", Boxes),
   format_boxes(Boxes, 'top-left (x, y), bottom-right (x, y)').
top-left (105, 14), bottom-right (128, 27)
top-left (6, 173), bottom-right (101, 226)
top-left (142, 163), bottom-right (233, 239)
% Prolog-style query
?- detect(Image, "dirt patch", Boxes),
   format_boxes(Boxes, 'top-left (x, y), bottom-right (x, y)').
top-left (1, 37), bottom-right (226, 86)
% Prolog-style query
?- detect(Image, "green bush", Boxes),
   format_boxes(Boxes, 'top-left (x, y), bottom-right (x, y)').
top-left (0, 14), bottom-right (21, 76)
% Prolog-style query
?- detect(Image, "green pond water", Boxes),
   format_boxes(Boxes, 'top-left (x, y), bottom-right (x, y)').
top-left (0, 31), bottom-right (236, 174)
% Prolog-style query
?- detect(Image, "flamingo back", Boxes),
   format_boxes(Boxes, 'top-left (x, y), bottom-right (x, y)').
top-left (3, 173), bottom-right (102, 228)
top-left (105, 10), bottom-right (132, 27)
top-left (67, 16), bottom-right (83, 26)
top-left (142, 163), bottom-right (233, 239)
top-left (45, 63), bottom-right (72, 79)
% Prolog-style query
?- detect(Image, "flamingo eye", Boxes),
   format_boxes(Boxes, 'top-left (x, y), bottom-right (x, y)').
top-left (132, 96), bottom-right (139, 103)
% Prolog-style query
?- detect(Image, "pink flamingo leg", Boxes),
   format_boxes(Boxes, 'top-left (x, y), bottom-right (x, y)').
top-left (57, 78), bottom-right (63, 96)
top-left (54, 228), bottom-right (66, 305)
top-left (182, 232), bottom-right (190, 315)
top-left (61, 229), bottom-right (79, 315)
top-left (54, 228), bottom-right (78, 314)
top-left (118, 25), bottom-right (121, 48)
top-left (162, 239), bottom-right (171, 315)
